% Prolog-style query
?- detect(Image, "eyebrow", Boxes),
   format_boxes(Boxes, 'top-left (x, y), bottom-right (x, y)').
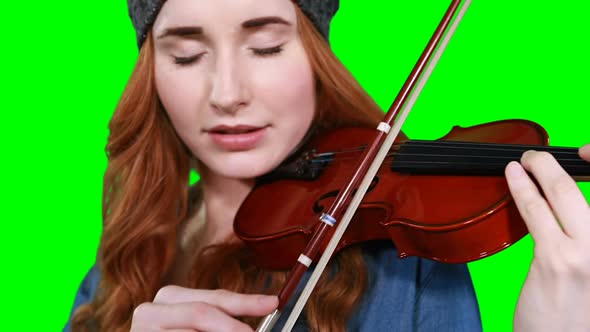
top-left (242, 16), bottom-right (291, 29)
top-left (157, 26), bottom-right (203, 39)
top-left (157, 16), bottom-right (292, 40)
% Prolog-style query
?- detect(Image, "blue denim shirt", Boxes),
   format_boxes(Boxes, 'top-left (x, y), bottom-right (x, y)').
top-left (64, 241), bottom-right (482, 331)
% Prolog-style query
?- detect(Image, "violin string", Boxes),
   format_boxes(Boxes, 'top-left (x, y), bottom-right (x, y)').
top-left (309, 148), bottom-right (586, 165)
top-left (310, 156), bottom-right (590, 169)
top-left (323, 140), bottom-right (580, 154)
top-left (305, 162), bottom-right (590, 175)
top-left (310, 154), bottom-right (588, 165)
top-left (303, 161), bottom-right (590, 178)
top-left (407, 140), bottom-right (581, 150)
top-left (312, 141), bottom-right (582, 158)
top-left (305, 153), bottom-right (590, 173)
top-left (311, 152), bottom-right (586, 163)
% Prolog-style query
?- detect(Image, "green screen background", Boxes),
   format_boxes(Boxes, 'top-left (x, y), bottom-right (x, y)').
top-left (1, 1), bottom-right (588, 331)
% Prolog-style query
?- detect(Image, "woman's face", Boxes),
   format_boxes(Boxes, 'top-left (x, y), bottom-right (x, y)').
top-left (152, 0), bottom-right (316, 179)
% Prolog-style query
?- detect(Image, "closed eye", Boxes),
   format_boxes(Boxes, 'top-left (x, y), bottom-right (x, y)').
top-left (173, 44), bottom-right (284, 67)
top-left (251, 44), bottom-right (284, 56)
top-left (173, 53), bottom-right (205, 66)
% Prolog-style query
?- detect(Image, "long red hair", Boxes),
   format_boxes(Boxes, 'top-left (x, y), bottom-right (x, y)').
top-left (71, 5), bottom-right (385, 332)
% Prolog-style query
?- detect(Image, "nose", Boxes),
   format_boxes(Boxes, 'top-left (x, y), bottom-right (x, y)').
top-left (209, 52), bottom-right (249, 115)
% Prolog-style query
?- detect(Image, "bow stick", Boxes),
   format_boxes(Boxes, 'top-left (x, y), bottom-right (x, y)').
top-left (256, 1), bottom-right (471, 331)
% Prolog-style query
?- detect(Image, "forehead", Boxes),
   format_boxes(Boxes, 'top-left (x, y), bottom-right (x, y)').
top-left (153, 0), bottom-right (297, 33)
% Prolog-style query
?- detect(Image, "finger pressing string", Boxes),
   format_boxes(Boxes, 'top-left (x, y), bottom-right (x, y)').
top-left (520, 151), bottom-right (590, 238)
top-left (580, 143), bottom-right (590, 161)
top-left (505, 161), bottom-right (564, 245)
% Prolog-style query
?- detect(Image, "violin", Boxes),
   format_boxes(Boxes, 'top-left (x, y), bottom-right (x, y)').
top-left (235, 120), bottom-right (590, 269)
top-left (232, 0), bottom-right (590, 331)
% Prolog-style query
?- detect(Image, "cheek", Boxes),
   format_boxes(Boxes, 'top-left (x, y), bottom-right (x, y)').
top-left (155, 63), bottom-right (207, 137)
top-left (252, 52), bottom-right (316, 128)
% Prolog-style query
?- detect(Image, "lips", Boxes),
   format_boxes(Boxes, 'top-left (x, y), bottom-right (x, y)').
top-left (208, 125), bottom-right (265, 134)
top-left (206, 124), bottom-right (269, 151)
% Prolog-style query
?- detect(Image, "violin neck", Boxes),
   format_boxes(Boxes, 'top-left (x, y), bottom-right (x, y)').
top-left (392, 140), bottom-right (590, 181)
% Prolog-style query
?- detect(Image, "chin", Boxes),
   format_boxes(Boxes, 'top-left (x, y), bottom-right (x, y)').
top-left (202, 152), bottom-right (285, 180)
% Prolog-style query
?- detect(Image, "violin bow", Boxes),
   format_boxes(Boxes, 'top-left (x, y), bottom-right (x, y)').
top-left (256, 1), bottom-right (472, 331)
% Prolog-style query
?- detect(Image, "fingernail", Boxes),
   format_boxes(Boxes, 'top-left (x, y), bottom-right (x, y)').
top-left (580, 144), bottom-right (590, 155)
top-left (506, 161), bottom-right (525, 177)
top-left (521, 149), bottom-right (535, 159)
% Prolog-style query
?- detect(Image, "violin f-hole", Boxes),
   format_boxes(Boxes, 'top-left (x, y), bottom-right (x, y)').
top-left (312, 176), bottom-right (380, 214)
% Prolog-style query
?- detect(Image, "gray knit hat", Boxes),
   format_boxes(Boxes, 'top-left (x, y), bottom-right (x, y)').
top-left (128, 0), bottom-right (339, 49)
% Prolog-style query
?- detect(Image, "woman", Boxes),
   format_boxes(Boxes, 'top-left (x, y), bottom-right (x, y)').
top-left (65, 0), bottom-right (590, 331)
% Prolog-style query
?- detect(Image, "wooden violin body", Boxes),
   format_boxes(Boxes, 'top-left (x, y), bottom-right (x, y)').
top-left (234, 119), bottom-right (584, 270)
